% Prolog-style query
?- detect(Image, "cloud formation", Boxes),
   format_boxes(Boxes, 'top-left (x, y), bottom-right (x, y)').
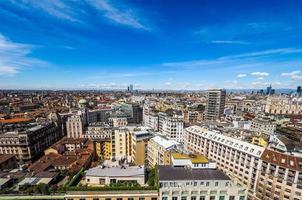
top-left (0, 34), bottom-right (48, 75)
top-left (12, 0), bottom-right (149, 30)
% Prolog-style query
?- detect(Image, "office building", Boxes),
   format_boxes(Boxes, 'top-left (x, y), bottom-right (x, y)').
top-left (205, 89), bottom-right (226, 121)
top-left (161, 114), bottom-right (184, 143)
top-left (297, 86), bottom-right (301, 95)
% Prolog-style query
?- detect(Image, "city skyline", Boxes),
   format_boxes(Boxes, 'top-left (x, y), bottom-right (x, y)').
top-left (1, 0), bottom-right (302, 90)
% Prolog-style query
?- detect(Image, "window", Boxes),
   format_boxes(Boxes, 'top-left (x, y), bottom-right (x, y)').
top-left (219, 196), bottom-right (225, 200)
top-left (162, 198), bottom-right (168, 200)
top-left (200, 197), bottom-right (205, 200)
top-left (191, 197), bottom-right (196, 200)
top-left (206, 182), bottom-right (210, 186)
top-left (139, 198), bottom-right (145, 200)
top-left (210, 196), bottom-right (215, 200)
top-left (229, 196), bottom-right (235, 200)
top-left (239, 196), bottom-right (245, 200)
top-left (215, 182), bottom-right (219, 186)
top-left (93, 198), bottom-right (99, 200)
top-left (128, 198), bottom-right (134, 200)
top-left (117, 198), bottom-right (123, 200)
top-left (172, 197), bottom-right (178, 200)
top-left (105, 199), bottom-right (111, 200)
top-left (181, 197), bottom-right (187, 200)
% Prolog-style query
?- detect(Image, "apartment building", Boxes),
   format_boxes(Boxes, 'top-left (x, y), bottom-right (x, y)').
top-left (111, 127), bottom-right (131, 161)
top-left (205, 89), bottom-right (226, 121)
top-left (250, 117), bottom-right (276, 136)
top-left (161, 114), bottom-right (184, 143)
top-left (131, 130), bottom-right (154, 165)
top-left (147, 135), bottom-right (180, 167)
top-left (158, 165), bottom-right (246, 200)
top-left (109, 117), bottom-right (128, 128)
top-left (84, 122), bottom-right (112, 140)
top-left (0, 122), bottom-right (61, 163)
top-left (254, 149), bottom-right (302, 200)
top-left (185, 126), bottom-right (265, 199)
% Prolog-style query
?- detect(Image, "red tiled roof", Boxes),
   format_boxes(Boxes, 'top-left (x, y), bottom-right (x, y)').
top-left (261, 149), bottom-right (302, 172)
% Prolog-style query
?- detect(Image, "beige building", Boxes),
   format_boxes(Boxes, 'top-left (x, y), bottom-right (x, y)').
top-left (185, 126), bottom-right (265, 199)
top-left (66, 114), bottom-right (84, 138)
top-left (65, 190), bottom-right (158, 200)
top-left (131, 130), bottom-right (153, 165)
top-left (250, 116), bottom-right (276, 136)
top-left (147, 135), bottom-right (180, 167)
top-left (109, 117), bottom-right (128, 127)
top-left (111, 127), bottom-right (131, 161)
top-left (254, 149), bottom-right (302, 200)
top-left (205, 89), bottom-right (226, 121)
top-left (265, 97), bottom-right (302, 115)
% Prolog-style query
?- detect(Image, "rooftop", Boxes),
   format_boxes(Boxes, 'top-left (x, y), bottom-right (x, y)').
top-left (86, 165), bottom-right (145, 177)
top-left (171, 153), bottom-right (208, 164)
top-left (158, 165), bottom-right (230, 181)
top-left (151, 135), bottom-right (179, 149)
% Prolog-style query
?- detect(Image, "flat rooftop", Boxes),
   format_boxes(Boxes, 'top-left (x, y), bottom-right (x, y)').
top-left (172, 152), bottom-right (208, 164)
top-left (158, 165), bottom-right (230, 181)
top-left (86, 165), bottom-right (145, 177)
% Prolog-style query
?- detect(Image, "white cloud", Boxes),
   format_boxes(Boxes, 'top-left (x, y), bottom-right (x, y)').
top-left (251, 72), bottom-right (270, 76)
top-left (281, 70), bottom-right (300, 77)
top-left (211, 40), bottom-right (248, 45)
top-left (0, 34), bottom-right (48, 75)
top-left (88, 0), bottom-right (148, 30)
top-left (237, 73), bottom-right (247, 78)
top-left (162, 48), bottom-right (302, 68)
top-left (14, 0), bottom-right (149, 30)
top-left (281, 70), bottom-right (302, 81)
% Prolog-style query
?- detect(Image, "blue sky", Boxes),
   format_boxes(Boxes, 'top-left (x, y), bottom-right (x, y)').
top-left (0, 0), bottom-right (302, 90)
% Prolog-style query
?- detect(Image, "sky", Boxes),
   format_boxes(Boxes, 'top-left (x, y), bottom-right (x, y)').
top-left (0, 0), bottom-right (302, 90)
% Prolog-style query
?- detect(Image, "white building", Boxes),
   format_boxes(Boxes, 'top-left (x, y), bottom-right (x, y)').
top-left (162, 115), bottom-right (184, 143)
top-left (185, 126), bottom-right (265, 199)
top-left (85, 165), bottom-right (145, 186)
top-left (250, 116), bottom-right (276, 136)
top-left (66, 114), bottom-right (84, 138)
top-left (158, 165), bottom-right (246, 200)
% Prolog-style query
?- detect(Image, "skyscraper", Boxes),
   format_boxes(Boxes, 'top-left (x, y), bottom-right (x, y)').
top-left (205, 89), bottom-right (226, 121)
top-left (297, 86), bottom-right (302, 95)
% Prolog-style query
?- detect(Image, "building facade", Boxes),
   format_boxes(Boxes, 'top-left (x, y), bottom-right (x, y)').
top-left (185, 126), bottom-right (264, 199)
top-left (205, 89), bottom-right (226, 121)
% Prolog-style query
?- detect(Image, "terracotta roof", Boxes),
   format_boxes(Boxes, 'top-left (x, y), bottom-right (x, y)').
top-left (261, 149), bottom-right (302, 172)
top-left (0, 154), bottom-right (15, 164)
top-left (0, 118), bottom-right (33, 124)
top-left (28, 153), bottom-right (60, 173)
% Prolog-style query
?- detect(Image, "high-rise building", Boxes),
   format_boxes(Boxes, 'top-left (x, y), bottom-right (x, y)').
top-left (297, 86), bottom-right (302, 95)
top-left (205, 89), bottom-right (226, 121)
